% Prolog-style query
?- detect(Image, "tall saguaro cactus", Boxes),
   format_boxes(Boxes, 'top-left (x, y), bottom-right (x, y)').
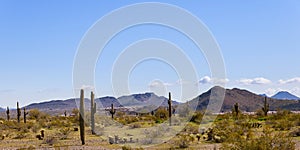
top-left (109, 103), bottom-right (116, 120)
top-left (262, 97), bottom-right (269, 116)
top-left (90, 91), bottom-right (96, 135)
top-left (79, 89), bottom-right (85, 145)
top-left (17, 102), bottom-right (21, 123)
top-left (23, 107), bottom-right (29, 123)
top-left (6, 107), bottom-right (10, 121)
top-left (234, 103), bottom-right (239, 120)
top-left (168, 92), bottom-right (172, 126)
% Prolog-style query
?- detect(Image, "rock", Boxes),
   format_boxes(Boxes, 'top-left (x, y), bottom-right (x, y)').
top-left (108, 136), bottom-right (114, 144)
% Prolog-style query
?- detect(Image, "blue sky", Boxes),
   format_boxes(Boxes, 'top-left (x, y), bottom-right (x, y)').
top-left (1, 1), bottom-right (300, 108)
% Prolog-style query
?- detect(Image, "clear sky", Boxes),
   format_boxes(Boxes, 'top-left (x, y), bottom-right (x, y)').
top-left (1, 0), bottom-right (300, 108)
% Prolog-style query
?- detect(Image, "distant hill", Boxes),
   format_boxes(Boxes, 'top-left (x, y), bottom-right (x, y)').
top-left (189, 86), bottom-right (300, 112)
top-left (259, 94), bottom-right (268, 97)
top-left (118, 93), bottom-right (180, 107)
top-left (22, 93), bottom-right (180, 115)
top-left (271, 91), bottom-right (300, 100)
top-left (0, 107), bottom-right (4, 112)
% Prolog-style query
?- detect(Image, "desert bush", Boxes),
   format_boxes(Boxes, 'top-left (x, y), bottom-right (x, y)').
top-left (116, 111), bottom-right (125, 118)
top-left (289, 127), bottom-right (300, 137)
top-left (28, 109), bottom-right (45, 121)
top-left (255, 109), bottom-right (265, 117)
top-left (43, 136), bottom-right (58, 146)
top-left (129, 122), bottom-right (142, 129)
top-left (0, 120), bottom-right (18, 130)
top-left (154, 108), bottom-right (168, 120)
top-left (13, 132), bottom-right (27, 139)
top-left (190, 111), bottom-right (203, 124)
top-left (175, 134), bottom-right (193, 149)
top-left (31, 124), bottom-right (41, 133)
top-left (275, 110), bottom-right (292, 119)
top-left (118, 116), bottom-right (139, 125)
top-left (183, 123), bottom-right (199, 134)
top-left (56, 127), bottom-right (71, 140)
top-left (221, 126), bottom-right (295, 150)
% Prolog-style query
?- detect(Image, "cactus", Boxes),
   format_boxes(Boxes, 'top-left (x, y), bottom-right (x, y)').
top-left (109, 103), bottom-right (116, 119)
top-left (17, 102), bottom-right (21, 123)
top-left (234, 103), bottom-right (239, 120)
top-left (6, 107), bottom-right (10, 121)
top-left (262, 96), bottom-right (269, 116)
top-left (79, 89), bottom-right (85, 145)
top-left (64, 110), bottom-right (67, 117)
top-left (90, 91), bottom-right (96, 135)
top-left (23, 107), bottom-right (29, 123)
top-left (168, 92), bottom-right (172, 126)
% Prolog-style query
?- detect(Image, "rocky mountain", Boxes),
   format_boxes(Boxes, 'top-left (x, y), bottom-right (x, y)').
top-left (271, 91), bottom-right (300, 100)
top-left (189, 86), bottom-right (300, 112)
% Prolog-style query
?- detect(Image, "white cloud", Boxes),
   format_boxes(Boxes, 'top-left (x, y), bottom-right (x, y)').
top-left (213, 78), bottom-right (229, 84)
top-left (238, 77), bottom-right (271, 85)
top-left (278, 77), bottom-right (300, 84)
top-left (198, 76), bottom-right (229, 85)
top-left (199, 76), bottom-right (211, 84)
top-left (148, 80), bottom-right (172, 88)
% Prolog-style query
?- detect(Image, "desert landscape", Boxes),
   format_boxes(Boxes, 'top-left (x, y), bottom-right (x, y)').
top-left (1, 1), bottom-right (300, 150)
top-left (1, 87), bottom-right (300, 149)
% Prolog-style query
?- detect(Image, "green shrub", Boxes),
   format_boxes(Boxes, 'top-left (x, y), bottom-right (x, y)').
top-left (190, 111), bottom-right (203, 124)
top-left (221, 127), bottom-right (295, 150)
top-left (56, 128), bottom-right (71, 140)
top-left (154, 108), bottom-right (168, 120)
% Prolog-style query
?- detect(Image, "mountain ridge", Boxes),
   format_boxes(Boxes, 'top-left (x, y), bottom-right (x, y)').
top-left (3, 87), bottom-right (300, 115)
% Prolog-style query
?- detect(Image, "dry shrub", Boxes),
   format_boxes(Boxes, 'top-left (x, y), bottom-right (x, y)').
top-left (43, 136), bottom-right (58, 146)
top-left (56, 128), bottom-right (71, 140)
top-left (129, 122), bottom-right (142, 129)
top-left (221, 126), bottom-right (295, 150)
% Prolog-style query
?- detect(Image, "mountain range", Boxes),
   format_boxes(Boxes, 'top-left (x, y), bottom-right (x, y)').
top-left (1, 87), bottom-right (300, 115)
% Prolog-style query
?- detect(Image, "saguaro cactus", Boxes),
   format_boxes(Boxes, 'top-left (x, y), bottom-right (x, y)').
top-left (23, 107), bottom-right (29, 123)
top-left (109, 103), bottom-right (116, 119)
top-left (79, 89), bottom-right (85, 145)
top-left (168, 92), bottom-right (172, 126)
top-left (90, 91), bottom-right (96, 135)
top-left (6, 107), bottom-right (10, 121)
top-left (17, 102), bottom-right (21, 123)
top-left (234, 103), bottom-right (239, 119)
top-left (262, 97), bottom-right (269, 116)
